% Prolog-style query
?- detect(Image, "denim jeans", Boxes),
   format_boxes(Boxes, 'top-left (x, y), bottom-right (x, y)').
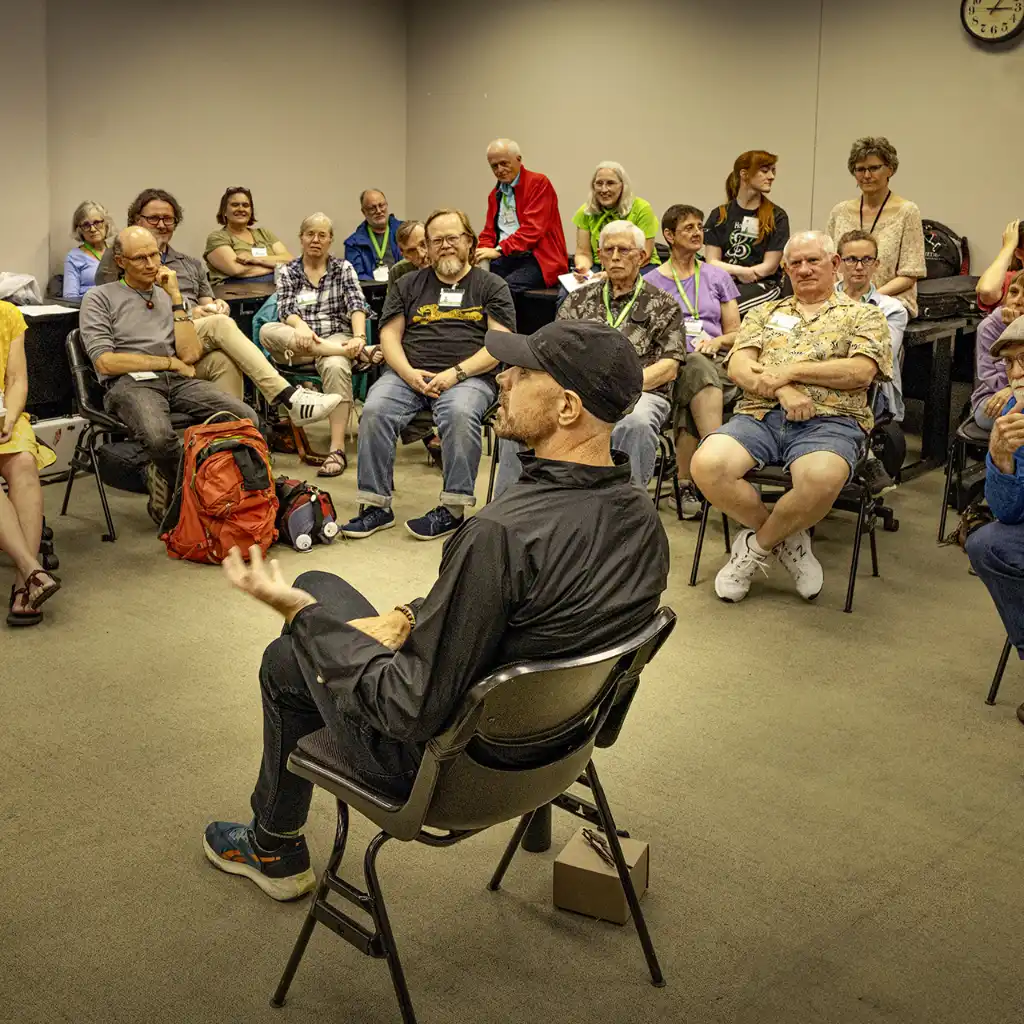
top-left (356, 369), bottom-right (496, 509)
top-left (103, 371), bottom-right (258, 485)
top-left (966, 522), bottom-right (1024, 657)
top-left (492, 391), bottom-right (671, 497)
top-left (250, 571), bottom-right (419, 837)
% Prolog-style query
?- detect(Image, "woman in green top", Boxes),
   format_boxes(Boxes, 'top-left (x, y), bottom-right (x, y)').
top-left (204, 186), bottom-right (293, 286)
top-left (570, 161), bottom-right (660, 283)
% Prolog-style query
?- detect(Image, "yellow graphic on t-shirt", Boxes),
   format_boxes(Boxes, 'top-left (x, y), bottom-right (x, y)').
top-left (411, 304), bottom-right (484, 325)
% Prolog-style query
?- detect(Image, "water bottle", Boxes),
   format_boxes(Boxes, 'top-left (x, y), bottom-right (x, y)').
top-left (294, 533), bottom-right (313, 551)
top-left (321, 521), bottom-right (339, 542)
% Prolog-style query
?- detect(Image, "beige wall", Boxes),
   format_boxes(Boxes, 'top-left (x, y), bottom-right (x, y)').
top-left (407, 0), bottom-right (1024, 273)
top-left (46, 0), bottom-right (408, 273)
top-left (1, 2), bottom-right (49, 285)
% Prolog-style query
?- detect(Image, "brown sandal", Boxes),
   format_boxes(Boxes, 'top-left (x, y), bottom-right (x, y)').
top-left (7, 586), bottom-right (42, 627)
top-left (25, 569), bottom-right (61, 611)
top-left (317, 450), bottom-right (347, 478)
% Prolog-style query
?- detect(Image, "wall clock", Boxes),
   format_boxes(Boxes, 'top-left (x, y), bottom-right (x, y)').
top-left (961, 0), bottom-right (1024, 43)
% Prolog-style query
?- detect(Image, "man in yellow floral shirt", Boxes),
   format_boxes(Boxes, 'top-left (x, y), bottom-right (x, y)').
top-left (692, 231), bottom-right (892, 604)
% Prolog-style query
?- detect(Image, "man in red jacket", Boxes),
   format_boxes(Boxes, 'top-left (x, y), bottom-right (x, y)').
top-left (475, 138), bottom-right (568, 293)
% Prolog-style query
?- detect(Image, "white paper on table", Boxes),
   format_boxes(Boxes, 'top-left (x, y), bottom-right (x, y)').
top-left (557, 272), bottom-right (595, 294)
top-left (18, 304), bottom-right (78, 317)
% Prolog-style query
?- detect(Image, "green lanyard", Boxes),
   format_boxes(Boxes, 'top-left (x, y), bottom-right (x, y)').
top-left (603, 275), bottom-right (644, 329)
top-left (369, 224), bottom-right (390, 265)
top-left (82, 243), bottom-right (103, 261)
top-left (670, 260), bottom-right (700, 318)
top-left (591, 209), bottom-right (615, 256)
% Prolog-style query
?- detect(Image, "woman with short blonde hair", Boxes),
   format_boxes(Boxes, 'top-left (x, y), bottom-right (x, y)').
top-left (63, 201), bottom-right (114, 299)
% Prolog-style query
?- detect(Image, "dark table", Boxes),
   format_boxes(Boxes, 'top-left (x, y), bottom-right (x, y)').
top-left (22, 306), bottom-right (80, 418)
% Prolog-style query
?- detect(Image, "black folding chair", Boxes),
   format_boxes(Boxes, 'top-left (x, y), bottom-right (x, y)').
top-left (938, 417), bottom-right (990, 542)
top-left (272, 608), bottom-right (677, 1023)
top-left (985, 636), bottom-right (1015, 706)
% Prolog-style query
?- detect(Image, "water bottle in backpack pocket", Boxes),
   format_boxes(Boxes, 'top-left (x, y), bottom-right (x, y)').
top-left (274, 477), bottom-right (339, 551)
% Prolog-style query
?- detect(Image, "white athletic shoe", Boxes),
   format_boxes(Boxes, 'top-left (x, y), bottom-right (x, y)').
top-left (714, 528), bottom-right (769, 603)
top-left (286, 387), bottom-right (342, 426)
top-left (776, 529), bottom-right (824, 600)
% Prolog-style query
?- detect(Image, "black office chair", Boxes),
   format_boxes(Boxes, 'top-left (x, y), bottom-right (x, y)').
top-left (938, 417), bottom-right (990, 542)
top-left (60, 329), bottom-right (191, 542)
top-left (271, 608), bottom-right (677, 1024)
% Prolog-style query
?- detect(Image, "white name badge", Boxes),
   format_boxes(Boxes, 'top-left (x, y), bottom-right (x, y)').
top-left (768, 313), bottom-right (800, 332)
top-left (439, 288), bottom-right (464, 308)
top-left (250, 246), bottom-right (268, 258)
top-left (739, 216), bottom-right (759, 237)
top-left (297, 289), bottom-right (317, 306)
top-left (373, 265), bottom-right (390, 282)
top-left (684, 317), bottom-right (704, 336)
top-left (129, 371), bottom-right (159, 381)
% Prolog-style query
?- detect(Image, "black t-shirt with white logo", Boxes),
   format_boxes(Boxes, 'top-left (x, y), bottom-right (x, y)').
top-left (380, 266), bottom-right (516, 375)
top-left (703, 200), bottom-right (790, 282)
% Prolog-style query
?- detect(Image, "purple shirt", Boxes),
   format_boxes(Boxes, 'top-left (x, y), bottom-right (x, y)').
top-left (645, 261), bottom-right (740, 349)
top-left (971, 310), bottom-right (1009, 413)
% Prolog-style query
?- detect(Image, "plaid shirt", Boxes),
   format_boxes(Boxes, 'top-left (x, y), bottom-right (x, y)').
top-left (277, 255), bottom-right (370, 336)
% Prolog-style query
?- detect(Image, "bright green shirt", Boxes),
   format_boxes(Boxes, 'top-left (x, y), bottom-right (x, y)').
top-left (572, 196), bottom-right (660, 265)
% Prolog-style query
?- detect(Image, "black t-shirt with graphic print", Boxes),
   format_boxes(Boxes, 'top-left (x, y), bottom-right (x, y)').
top-left (703, 200), bottom-right (790, 282)
top-left (380, 266), bottom-right (516, 375)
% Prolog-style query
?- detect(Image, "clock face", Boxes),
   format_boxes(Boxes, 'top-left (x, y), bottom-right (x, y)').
top-left (961, 0), bottom-right (1024, 43)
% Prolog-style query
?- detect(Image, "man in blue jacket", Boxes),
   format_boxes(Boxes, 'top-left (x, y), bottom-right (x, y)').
top-left (966, 316), bottom-right (1024, 723)
top-left (343, 189), bottom-right (402, 281)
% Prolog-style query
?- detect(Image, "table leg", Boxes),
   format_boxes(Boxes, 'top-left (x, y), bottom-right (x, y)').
top-left (902, 331), bottom-right (955, 481)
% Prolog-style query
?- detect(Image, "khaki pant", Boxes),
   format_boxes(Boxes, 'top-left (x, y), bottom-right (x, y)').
top-left (193, 314), bottom-right (288, 403)
top-left (259, 324), bottom-right (353, 402)
top-left (673, 352), bottom-right (736, 438)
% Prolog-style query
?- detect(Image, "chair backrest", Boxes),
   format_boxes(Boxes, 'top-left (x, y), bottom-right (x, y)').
top-left (64, 328), bottom-right (109, 421)
top-left (394, 607), bottom-right (677, 839)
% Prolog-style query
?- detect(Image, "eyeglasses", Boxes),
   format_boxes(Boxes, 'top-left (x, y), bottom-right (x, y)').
top-left (139, 214), bottom-right (176, 227)
top-left (302, 232), bottom-right (331, 242)
top-left (1002, 353), bottom-right (1024, 371)
top-left (841, 255), bottom-right (877, 266)
top-left (428, 233), bottom-right (469, 249)
top-left (854, 163), bottom-right (886, 176)
top-left (599, 245), bottom-right (639, 258)
top-left (363, 203), bottom-right (388, 214)
top-left (79, 219), bottom-right (105, 231)
top-left (122, 251), bottom-right (162, 266)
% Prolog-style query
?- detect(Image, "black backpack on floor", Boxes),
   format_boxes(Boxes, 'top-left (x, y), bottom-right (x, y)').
top-left (922, 220), bottom-right (970, 279)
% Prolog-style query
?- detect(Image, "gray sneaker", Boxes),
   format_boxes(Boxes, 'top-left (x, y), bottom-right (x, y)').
top-left (677, 482), bottom-right (703, 520)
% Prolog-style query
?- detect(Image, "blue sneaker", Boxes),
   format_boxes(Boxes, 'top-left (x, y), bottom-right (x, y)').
top-left (203, 821), bottom-right (316, 901)
top-left (340, 505), bottom-right (396, 539)
top-left (405, 505), bottom-right (463, 541)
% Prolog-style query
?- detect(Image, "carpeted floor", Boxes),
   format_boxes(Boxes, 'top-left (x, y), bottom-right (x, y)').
top-left (3, 442), bottom-right (1022, 1024)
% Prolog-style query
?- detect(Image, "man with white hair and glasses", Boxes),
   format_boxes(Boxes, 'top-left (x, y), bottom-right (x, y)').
top-left (691, 230), bottom-right (892, 604)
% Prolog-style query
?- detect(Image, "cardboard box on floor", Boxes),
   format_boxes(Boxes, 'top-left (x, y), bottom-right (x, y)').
top-left (553, 827), bottom-right (649, 926)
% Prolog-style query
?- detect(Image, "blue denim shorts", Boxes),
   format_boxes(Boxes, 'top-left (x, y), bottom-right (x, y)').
top-left (713, 407), bottom-right (865, 479)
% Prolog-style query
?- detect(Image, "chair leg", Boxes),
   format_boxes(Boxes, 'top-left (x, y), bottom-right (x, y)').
top-left (652, 440), bottom-right (667, 509)
top-left (938, 439), bottom-right (960, 542)
top-left (688, 500), bottom-right (710, 587)
top-left (585, 761), bottom-right (665, 988)
top-left (486, 436), bottom-right (500, 505)
top-left (985, 636), bottom-right (1013, 706)
top-left (363, 833), bottom-right (418, 1024)
top-left (869, 519), bottom-right (879, 577)
top-left (487, 811), bottom-right (536, 892)
top-left (722, 513), bottom-right (730, 552)
top-left (844, 494), bottom-right (868, 614)
top-left (88, 436), bottom-right (117, 543)
top-left (60, 429), bottom-right (90, 515)
top-left (271, 802), bottom-right (352, 1008)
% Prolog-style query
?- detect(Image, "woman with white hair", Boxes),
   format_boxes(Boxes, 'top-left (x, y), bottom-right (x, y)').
top-left (63, 201), bottom-right (114, 299)
top-left (570, 161), bottom-right (660, 282)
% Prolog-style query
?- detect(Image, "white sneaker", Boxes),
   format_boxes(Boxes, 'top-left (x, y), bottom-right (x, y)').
top-left (286, 387), bottom-right (342, 426)
top-left (714, 528), bottom-right (769, 603)
top-left (776, 529), bottom-right (824, 600)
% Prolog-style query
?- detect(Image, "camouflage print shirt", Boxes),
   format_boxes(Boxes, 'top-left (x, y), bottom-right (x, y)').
top-left (730, 290), bottom-right (892, 430)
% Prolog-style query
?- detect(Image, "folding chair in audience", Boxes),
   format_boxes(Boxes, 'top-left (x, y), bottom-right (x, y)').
top-left (984, 636), bottom-right (1015, 706)
top-left (938, 416), bottom-right (990, 542)
top-left (271, 608), bottom-right (676, 1024)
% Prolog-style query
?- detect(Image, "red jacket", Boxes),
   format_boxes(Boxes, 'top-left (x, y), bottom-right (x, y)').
top-left (478, 167), bottom-right (567, 287)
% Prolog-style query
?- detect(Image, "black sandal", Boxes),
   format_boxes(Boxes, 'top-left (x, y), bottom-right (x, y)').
top-left (7, 586), bottom-right (42, 627)
top-left (317, 450), bottom-right (347, 477)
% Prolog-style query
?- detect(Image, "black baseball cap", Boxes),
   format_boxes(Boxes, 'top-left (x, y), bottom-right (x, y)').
top-left (484, 320), bottom-right (643, 423)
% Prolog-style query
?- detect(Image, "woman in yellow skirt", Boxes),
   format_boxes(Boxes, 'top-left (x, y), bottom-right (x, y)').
top-left (0, 301), bottom-right (62, 625)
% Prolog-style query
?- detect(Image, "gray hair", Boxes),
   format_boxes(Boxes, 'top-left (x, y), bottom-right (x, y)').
top-left (783, 231), bottom-right (838, 262)
top-left (599, 220), bottom-right (645, 250)
top-left (585, 161), bottom-right (635, 218)
top-left (847, 136), bottom-right (899, 175)
top-left (487, 138), bottom-right (521, 158)
top-left (299, 212), bottom-right (333, 237)
top-left (359, 189), bottom-right (387, 208)
top-left (71, 200), bottom-right (114, 243)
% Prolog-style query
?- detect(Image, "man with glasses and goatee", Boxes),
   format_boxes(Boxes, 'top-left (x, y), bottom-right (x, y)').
top-left (342, 208), bottom-right (515, 542)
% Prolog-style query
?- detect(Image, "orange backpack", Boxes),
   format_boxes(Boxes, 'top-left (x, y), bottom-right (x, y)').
top-left (160, 414), bottom-right (279, 564)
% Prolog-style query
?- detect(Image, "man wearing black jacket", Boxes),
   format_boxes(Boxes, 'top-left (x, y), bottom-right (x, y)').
top-left (203, 320), bottom-right (671, 902)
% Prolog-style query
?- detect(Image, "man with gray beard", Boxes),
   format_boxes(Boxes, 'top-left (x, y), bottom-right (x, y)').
top-left (343, 208), bottom-right (516, 541)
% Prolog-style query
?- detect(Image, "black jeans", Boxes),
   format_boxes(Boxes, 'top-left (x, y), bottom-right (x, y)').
top-left (489, 252), bottom-right (545, 294)
top-left (250, 571), bottom-right (419, 837)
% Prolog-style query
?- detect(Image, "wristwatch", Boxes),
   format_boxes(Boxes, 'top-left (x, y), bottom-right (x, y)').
top-left (454, 364), bottom-right (468, 382)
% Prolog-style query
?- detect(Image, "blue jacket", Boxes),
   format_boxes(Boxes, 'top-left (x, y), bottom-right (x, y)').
top-left (985, 396), bottom-right (1024, 524)
top-left (343, 215), bottom-right (402, 280)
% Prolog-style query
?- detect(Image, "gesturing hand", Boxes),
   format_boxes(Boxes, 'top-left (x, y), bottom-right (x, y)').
top-left (222, 545), bottom-right (317, 621)
top-left (1002, 218), bottom-right (1021, 249)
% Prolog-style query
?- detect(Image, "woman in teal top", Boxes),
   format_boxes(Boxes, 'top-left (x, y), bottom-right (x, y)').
top-left (570, 161), bottom-right (660, 283)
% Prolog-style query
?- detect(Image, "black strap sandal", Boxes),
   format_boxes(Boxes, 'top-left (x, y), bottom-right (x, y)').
top-left (8, 586), bottom-right (42, 627)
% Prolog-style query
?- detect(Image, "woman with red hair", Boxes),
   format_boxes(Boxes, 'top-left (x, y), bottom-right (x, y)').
top-left (703, 150), bottom-right (789, 316)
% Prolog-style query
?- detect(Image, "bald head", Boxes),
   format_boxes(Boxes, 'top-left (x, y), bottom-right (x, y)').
top-left (486, 138), bottom-right (523, 184)
top-left (114, 226), bottom-right (161, 284)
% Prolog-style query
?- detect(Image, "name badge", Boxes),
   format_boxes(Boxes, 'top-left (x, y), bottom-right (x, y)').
top-left (373, 265), bottom-right (390, 282)
top-left (739, 216), bottom-right (759, 238)
top-left (684, 317), bottom-right (704, 336)
top-left (439, 288), bottom-right (464, 308)
top-left (768, 313), bottom-right (800, 332)
top-left (250, 246), bottom-right (268, 258)
top-left (297, 289), bottom-right (317, 306)
top-left (129, 371), bottom-right (159, 381)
